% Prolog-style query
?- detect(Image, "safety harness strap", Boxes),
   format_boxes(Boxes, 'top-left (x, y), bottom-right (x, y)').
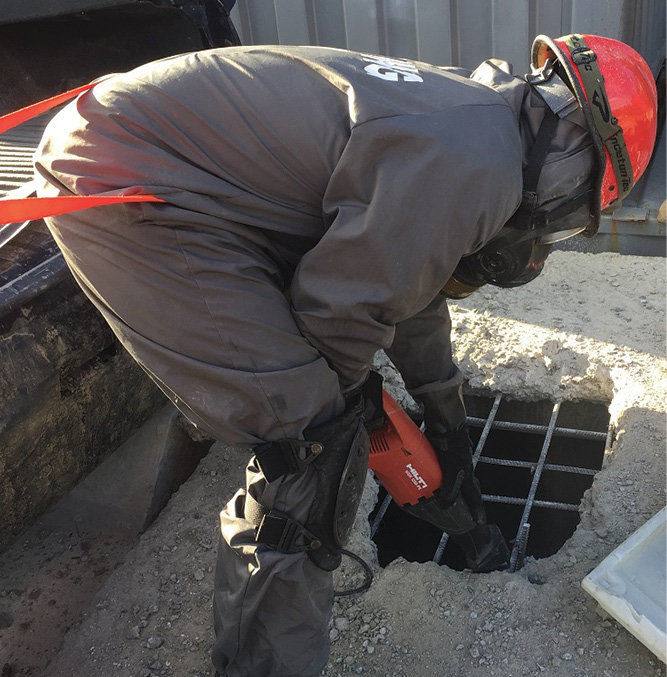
top-left (563, 34), bottom-right (634, 201)
top-left (0, 193), bottom-right (166, 225)
top-left (0, 77), bottom-right (110, 135)
top-left (528, 65), bottom-right (579, 119)
top-left (0, 77), bottom-right (165, 231)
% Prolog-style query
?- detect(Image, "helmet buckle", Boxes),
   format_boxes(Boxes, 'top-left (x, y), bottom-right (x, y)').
top-left (570, 45), bottom-right (597, 66)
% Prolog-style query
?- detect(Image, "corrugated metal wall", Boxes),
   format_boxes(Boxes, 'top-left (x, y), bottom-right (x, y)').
top-left (230, 0), bottom-right (665, 75)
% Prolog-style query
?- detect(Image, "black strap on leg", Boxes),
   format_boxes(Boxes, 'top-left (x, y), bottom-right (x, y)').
top-left (359, 370), bottom-right (385, 432)
top-left (245, 492), bottom-right (322, 553)
top-left (253, 438), bottom-right (324, 482)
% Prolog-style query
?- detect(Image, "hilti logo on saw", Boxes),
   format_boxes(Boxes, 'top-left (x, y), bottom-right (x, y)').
top-left (405, 463), bottom-right (428, 490)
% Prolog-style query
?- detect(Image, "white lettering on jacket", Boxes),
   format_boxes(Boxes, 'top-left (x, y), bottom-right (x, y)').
top-left (363, 55), bottom-right (423, 83)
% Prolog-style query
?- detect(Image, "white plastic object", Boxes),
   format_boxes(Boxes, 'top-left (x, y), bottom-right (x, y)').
top-left (582, 507), bottom-right (666, 663)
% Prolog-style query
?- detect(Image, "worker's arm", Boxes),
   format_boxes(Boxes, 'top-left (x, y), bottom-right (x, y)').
top-left (385, 292), bottom-right (456, 393)
top-left (289, 109), bottom-right (521, 392)
top-left (387, 291), bottom-right (485, 520)
top-left (383, 266), bottom-right (509, 571)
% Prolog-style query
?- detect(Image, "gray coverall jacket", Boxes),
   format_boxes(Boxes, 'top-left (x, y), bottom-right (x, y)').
top-left (35, 46), bottom-right (523, 677)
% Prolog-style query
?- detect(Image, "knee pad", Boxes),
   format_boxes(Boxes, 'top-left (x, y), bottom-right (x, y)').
top-left (303, 398), bottom-right (370, 570)
top-left (248, 397), bottom-right (370, 572)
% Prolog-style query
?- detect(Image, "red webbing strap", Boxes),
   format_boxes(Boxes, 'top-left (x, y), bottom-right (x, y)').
top-left (0, 194), bottom-right (166, 224)
top-left (0, 76), bottom-right (166, 227)
top-left (0, 78), bottom-right (109, 135)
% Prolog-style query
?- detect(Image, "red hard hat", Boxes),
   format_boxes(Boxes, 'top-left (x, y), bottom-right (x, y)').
top-left (532, 34), bottom-right (658, 217)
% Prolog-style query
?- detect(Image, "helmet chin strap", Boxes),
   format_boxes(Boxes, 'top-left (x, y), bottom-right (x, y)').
top-left (562, 34), bottom-right (634, 203)
top-left (516, 106), bottom-right (560, 227)
top-left (484, 188), bottom-right (593, 251)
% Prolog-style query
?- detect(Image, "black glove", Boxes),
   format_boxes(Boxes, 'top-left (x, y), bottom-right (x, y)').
top-left (414, 374), bottom-right (486, 524)
top-left (349, 369), bottom-right (386, 432)
top-left (411, 375), bottom-right (509, 571)
top-left (425, 426), bottom-right (486, 524)
top-left (402, 421), bottom-right (508, 572)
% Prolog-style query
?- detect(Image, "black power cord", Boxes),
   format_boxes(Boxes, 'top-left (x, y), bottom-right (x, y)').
top-left (333, 549), bottom-right (374, 597)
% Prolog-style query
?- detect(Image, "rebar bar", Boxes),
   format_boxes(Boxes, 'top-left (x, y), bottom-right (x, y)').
top-left (434, 393), bottom-right (502, 563)
top-left (508, 401), bottom-right (561, 572)
top-left (472, 393), bottom-right (502, 466)
top-left (482, 494), bottom-right (580, 512)
top-left (433, 529), bottom-right (448, 564)
top-left (370, 492), bottom-right (393, 538)
top-left (514, 523), bottom-right (531, 571)
top-left (467, 416), bottom-right (606, 441)
top-left (604, 422), bottom-right (615, 455)
top-left (478, 456), bottom-right (598, 476)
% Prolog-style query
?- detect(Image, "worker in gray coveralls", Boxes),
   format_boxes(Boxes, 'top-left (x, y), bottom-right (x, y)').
top-left (34, 32), bottom-right (657, 677)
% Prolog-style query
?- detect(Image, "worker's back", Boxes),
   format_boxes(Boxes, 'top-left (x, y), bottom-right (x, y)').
top-left (35, 45), bottom-right (523, 271)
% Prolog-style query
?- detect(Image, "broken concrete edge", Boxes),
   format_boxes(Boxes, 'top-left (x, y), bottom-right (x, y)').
top-left (142, 408), bottom-right (214, 531)
top-left (0, 402), bottom-right (215, 677)
top-left (39, 402), bottom-right (215, 540)
top-left (374, 248), bottom-right (667, 522)
top-left (440, 251), bottom-right (666, 653)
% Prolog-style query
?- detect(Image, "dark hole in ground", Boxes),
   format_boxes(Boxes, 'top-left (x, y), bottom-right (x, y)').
top-left (371, 396), bottom-right (609, 571)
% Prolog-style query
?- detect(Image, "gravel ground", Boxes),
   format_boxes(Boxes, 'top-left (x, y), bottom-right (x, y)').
top-left (1, 251), bottom-right (665, 677)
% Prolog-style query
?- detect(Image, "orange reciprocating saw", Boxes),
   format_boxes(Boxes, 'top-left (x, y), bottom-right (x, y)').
top-left (366, 387), bottom-right (509, 572)
top-left (367, 389), bottom-right (442, 506)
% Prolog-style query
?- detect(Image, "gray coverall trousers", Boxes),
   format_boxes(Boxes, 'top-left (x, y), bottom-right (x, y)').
top-left (43, 202), bottom-right (344, 676)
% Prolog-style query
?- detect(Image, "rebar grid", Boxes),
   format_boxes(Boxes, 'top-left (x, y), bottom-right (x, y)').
top-left (508, 401), bottom-right (561, 571)
top-left (371, 393), bottom-right (610, 572)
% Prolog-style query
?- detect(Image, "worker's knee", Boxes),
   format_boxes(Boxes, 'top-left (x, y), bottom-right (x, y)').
top-left (303, 398), bottom-right (370, 570)
top-left (247, 398), bottom-right (370, 572)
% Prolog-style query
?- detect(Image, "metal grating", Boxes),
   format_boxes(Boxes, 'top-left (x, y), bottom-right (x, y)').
top-left (0, 112), bottom-right (69, 316)
top-left (371, 394), bottom-right (612, 572)
top-left (0, 112), bottom-right (53, 250)
top-left (0, 120), bottom-right (45, 197)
